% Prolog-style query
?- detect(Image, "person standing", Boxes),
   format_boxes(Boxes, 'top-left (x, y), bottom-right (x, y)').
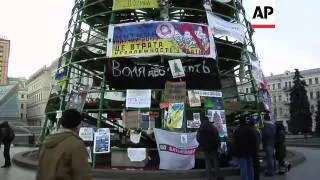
top-left (275, 121), bottom-right (286, 174)
top-left (197, 120), bottom-right (221, 180)
top-left (36, 109), bottom-right (92, 180)
top-left (249, 117), bottom-right (261, 180)
top-left (0, 121), bottom-right (15, 168)
top-left (262, 113), bottom-right (276, 176)
top-left (232, 115), bottom-right (259, 180)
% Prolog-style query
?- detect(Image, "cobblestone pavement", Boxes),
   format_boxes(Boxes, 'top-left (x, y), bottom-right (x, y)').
top-left (1, 147), bottom-right (319, 180)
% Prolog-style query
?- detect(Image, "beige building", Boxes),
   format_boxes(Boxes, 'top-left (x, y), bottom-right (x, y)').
top-left (238, 68), bottom-right (320, 131)
top-left (0, 38), bottom-right (9, 85)
top-left (26, 60), bottom-right (57, 126)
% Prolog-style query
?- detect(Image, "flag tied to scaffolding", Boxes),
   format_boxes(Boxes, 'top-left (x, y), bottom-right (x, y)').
top-left (107, 21), bottom-right (216, 59)
top-left (154, 128), bottom-right (199, 170)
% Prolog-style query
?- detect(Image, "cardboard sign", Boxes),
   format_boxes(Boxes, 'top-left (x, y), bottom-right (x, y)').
top-left (123, 110), bottom-right (140, 128)
top-left (163, 81), bottom-right (186, 103)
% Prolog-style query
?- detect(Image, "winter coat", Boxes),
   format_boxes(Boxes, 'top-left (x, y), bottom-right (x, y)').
top-left (36, 129), bottom-right (92, 180)
top-left (275, 127), bottom-right (286, 160)
top-left (0, 121), bottom-right (15, 144)
top-left (232, 124), bottom-right (259, 158)
top-left (262, 121), bottom-right (276, 148)
top-left (197, 123), bottom-right (221, 152)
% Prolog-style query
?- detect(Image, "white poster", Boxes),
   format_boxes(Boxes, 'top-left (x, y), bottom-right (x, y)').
top-left (199, 90), bottom-right (222, 97)
top-left (188, 90), bottom-right (201, 107)
top-left (168, 59), bottom-right (185, 78)
top-left (93, 128), bottom-right (111, 154)
top-left (126, 89), bottom-right (151, 108)
top-left (79, 127), bottom-right (94, 141)
top-left (127, 148), bottom-right (147, 162)
top-left (154, 128), bottom-right (199, 170)
top-left (205, 7), bottom-right (246, 43)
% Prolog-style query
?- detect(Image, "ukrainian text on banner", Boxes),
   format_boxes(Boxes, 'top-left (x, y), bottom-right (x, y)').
top-left (205, 8), bottom-right (246, 43)
top-left (112, 0), bottom-right (159, 10)
top-left (126, 89), bottom-right (152, 108)
top-left (107, 21), bottom-right (216, 58)
top-left (153, 128), bottom-right (199, 170)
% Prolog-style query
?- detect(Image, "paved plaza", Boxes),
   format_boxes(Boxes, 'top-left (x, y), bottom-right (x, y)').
top-left (0, 146), bottom-right (319, 180)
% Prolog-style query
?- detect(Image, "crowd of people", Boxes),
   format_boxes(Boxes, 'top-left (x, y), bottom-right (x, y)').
top-left (197, 112), bottom-right (291, 180)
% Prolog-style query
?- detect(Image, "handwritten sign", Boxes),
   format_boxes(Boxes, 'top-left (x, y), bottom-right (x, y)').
top-left (163, 81), bottom-right (186, 103)
top-left (126, 89), bottom-right (151, 108)
top-left (79, 127), bottom-right (94, 141)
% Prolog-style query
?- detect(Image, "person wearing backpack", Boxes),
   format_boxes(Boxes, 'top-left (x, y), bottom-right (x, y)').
top-left (0, 121), bottom-right (15, 168)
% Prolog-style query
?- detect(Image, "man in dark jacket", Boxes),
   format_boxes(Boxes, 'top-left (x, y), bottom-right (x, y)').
top-left (197, 120), bottom-right (221, 180)
top-left (275, 121), bottom-right (286, 174)
top-left (233, 115), bottom-right (259, 180)
top-left (262, 113), bottom-right (276, 176)
top-left (0, 121), bottom-right (15, 168)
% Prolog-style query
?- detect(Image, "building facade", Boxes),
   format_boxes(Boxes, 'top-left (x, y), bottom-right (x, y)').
top-left (26, 61), bottom-right (57, 126)
top-left (238, 68), bottom-right (320, 131)
top-left (0, 38), bottom-right (9, 85)
top-left (8, 77), bottom-right (28, 123)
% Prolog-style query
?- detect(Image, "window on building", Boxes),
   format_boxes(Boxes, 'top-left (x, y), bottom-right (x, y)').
top-left (21, 104), bottom-right (24, 109)
top-left (310, 92), bottom-right (314, 99)
top-left (20, 113), bottom-right (23, 119)
top-left (0, 45), bottom-right (4, 57)
top-left (278, 83), bottom-right (281, 89)
top-left (317, 91), bottom-right (320, 98)
top-left (285, 82), bottom-right (288, 88)
top-left (272, 84), bottom-right (275, 90)
top-left (21, 94), bottom-right (24, 99)
top-left (279, 95), bottom-right (282, 101)
top-left (289, 81), bottom-right (292, 88)
top-left (279, 108), bottom-right (283, 116)
top-left (246, 88), bottom-right (249, 93)
top-left (316, 78), bottom-right (319, 84)
top-left (273, 96), bottom-right (277, 103)
top-left (309, 79), bottom-right (313, 85)
top-left (311, 105), bottom-right (315, 113)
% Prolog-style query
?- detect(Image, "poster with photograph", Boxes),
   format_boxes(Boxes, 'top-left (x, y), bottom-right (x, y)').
top-left (66, 83), bottom-right (90, 112)
top-left (204, 96), bottom-right (223, 109)
top-left (188, 90), bottom-right (201, 107)
top-left (166, 103), bottom-right (184, 129)
top-left (187, 113), bottom-right (201, 128)
top-left (207, 110), bottom-right (227, 137)
top-left (168, 59), bottom-right (185, 78)
top-left (93, 128), bottom-right (110, 154)
top-left (140, 112), bottom-right (150, 129)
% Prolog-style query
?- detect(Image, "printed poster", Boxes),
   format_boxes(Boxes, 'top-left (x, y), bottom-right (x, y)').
top-left (199, 90), bottom-right (222, 97)
top-left (107, 21), bottom-right (216, 58)
top-left (187, 113), bottom-right (201, 128)
top-left (245, 52), bottom-right (267, 89)
top-left (93, 128), bottom-right (111, 154)
top-left (207, 110), bottom-right (227, 137)
top-left (112, 0), bottom-right (159, 10)
top-left (188, 90), bottom-right (201, 107)
top-left (126, 89), bottom-right (151, 108)
top-left (66, 83), bottom-right (90, 112)
top-left (123, 110), bottom-right (140, 128)
top-left (79, 127), bottom-right (94, 141)
top-left (204, 96), bottom-right (224, 109)
top-left (168, 59), bottom-right (185, 78)
top-left (163, 81), bottom-right (186, 103)
top-left (166, 103), bottom-right (184, 129)
top-left (154, 128), bottom-right (199, 170)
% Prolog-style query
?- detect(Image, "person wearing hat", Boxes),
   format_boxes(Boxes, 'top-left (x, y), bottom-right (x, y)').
top-left (36, 109), bottom-right (92, 180)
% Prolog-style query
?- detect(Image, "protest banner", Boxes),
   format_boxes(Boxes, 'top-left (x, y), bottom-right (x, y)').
top-left (107, 21), bottom-right (216, 58)
top-left (154, 128), bottom-right (198, 170)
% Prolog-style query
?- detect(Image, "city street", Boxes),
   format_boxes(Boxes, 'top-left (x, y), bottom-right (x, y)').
top-left (1, 146), bottom-right (319, 180)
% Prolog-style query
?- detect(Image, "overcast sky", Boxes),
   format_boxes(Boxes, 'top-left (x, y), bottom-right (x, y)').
top-left (0, 0), bottom-right (319, 78)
